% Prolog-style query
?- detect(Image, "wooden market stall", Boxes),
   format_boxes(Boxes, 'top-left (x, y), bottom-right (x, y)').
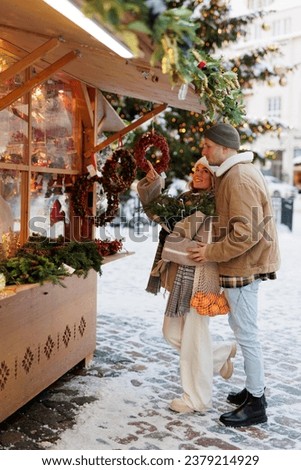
top-left (0, 0), bottom-right (206, 423)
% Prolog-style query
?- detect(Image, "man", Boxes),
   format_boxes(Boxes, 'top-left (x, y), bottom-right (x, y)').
top-left (188, 123), bottom-right (280, 427)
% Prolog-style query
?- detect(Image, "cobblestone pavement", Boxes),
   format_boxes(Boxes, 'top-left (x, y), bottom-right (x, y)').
top-left (1, 202), bottom-right (301, 451)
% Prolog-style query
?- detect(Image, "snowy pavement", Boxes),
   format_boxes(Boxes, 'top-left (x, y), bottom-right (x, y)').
top-left (0, 197), bottom-right (301, 451)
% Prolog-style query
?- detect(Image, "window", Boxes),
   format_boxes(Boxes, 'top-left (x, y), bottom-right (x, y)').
top-left (248, 0), bottom-right (273, 10)
top-left (294, 148), bottom-right (301, 158)
top-left (31, 79), bottom-right (78, 170)
top-left (272, 18), bottom-right (291, 37)
top-left (0, 66), bottom-right (81, 243)
top-left (268, 96), bottom-right (282, 118)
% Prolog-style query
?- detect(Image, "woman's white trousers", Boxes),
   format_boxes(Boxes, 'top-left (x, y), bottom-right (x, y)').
top-left (163, 309), bottom-right (233, 411)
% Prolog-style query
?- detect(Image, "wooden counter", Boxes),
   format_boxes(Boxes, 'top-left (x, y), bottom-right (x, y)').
top-left (0, 271), bottom-right (97, 423)
top-left (0, 251), bottom-right (135, 422)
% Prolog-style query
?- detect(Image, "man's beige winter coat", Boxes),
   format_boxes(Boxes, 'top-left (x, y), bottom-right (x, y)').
top-left (205, 152), bottom-right (281, 276)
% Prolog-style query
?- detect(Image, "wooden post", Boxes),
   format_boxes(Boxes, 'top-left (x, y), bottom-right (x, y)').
top-left (0, 50), bottom-right (80, 111)
top-left (0, 37), bottom-right (62, 84)
top-left (84, 103), bottom-right (168, 157)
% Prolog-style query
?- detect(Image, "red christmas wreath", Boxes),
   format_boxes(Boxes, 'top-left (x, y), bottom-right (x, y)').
top-left (134, 131), bottom-right (170, 174)
top-left (94, 192), bottom-right (119, 227)
top-left (102, 147), bottom-right (137, 194)
top-left (72, 174), bottom-right (103, 217)
top-left (71, 174), bottom-right (120, 226)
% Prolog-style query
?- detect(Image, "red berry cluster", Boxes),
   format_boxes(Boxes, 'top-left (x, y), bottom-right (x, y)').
top-left (94, 238), bottom-right (123, 256)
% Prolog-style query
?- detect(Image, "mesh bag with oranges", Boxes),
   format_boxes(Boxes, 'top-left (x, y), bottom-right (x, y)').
top-left (190, 262), bottom-right (229, 317)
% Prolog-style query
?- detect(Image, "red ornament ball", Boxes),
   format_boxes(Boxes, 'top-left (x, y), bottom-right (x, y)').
top-left (197, 61), bottom-right (207, 69)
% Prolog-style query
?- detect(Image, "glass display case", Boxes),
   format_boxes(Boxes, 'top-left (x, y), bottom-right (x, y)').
top-left (0, 65), bottom-right (28, 166)
top-left (29, 172), bottom-right (74, 238)
top-left (0, 169), bottom-right (21, 236)
top-left (0, 67), bottom-right (81, 243)
top-left (31, 78), bottom-right (78, 170)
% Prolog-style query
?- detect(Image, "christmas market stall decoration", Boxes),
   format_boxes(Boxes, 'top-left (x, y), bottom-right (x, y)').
top-left (134, 130), bottom-right (170, 174)
top-left (0, 0), bottom-right (244, 423)
top-left (71, 146), bottom-right (137, 228)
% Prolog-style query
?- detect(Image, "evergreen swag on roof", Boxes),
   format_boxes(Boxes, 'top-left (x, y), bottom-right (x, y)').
top-left (82, 0), bottom-right (246, 124)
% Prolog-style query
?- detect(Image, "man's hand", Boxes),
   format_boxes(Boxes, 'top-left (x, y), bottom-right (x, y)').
top-left (187, 243), bottom-right (207, 262)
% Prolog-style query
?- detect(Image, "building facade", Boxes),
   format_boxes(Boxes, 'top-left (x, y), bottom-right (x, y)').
top-left (232, 0), bottom-right (301, 188)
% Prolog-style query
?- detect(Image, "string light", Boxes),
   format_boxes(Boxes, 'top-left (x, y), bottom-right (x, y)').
top-left (42, 0), bottom-right (134, 59)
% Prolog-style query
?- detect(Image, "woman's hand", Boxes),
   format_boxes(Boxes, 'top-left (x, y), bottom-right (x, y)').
top-left (146, 160), bottom-right (159, 183)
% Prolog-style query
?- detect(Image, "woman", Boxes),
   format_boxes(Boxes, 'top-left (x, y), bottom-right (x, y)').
top-left (137, 158), bottom-right (236, 414)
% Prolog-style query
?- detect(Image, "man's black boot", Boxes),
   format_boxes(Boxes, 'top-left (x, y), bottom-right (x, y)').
top-left (227, 388), bottom-right (267, 407)
top-left (227, 388), bottom-right (248, 406)
top-left (220, 393), bottom-right (267, 427)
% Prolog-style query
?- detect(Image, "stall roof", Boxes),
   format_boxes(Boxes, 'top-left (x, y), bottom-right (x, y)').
top-left (0, 0), bottom-right (206, 121)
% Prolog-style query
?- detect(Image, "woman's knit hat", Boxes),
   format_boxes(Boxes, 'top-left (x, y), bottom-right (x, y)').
top-left (193, 156), bottom-right (215, 175)
top-left (204, 123), bottom-right (240, 150)
top-left (189, 156), bottom-right (215, 190)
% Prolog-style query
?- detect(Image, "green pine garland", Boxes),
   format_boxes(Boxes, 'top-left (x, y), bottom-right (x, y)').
top-left (144, 189), bottom-right (215, 232)
top-left (0, 254), bottom-right (68, 286)
top-left (81, 1), bottom-right (245, 124)
top-left (0, 235), bottom-right (103, 286)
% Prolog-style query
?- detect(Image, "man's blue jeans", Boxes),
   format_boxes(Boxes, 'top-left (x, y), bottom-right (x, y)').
top-left (224, 279), bottom-right (265, 397)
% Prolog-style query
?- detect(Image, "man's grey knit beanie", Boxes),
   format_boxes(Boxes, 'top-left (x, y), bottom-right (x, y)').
top-left (204, 123), bottom-right (240, 150)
